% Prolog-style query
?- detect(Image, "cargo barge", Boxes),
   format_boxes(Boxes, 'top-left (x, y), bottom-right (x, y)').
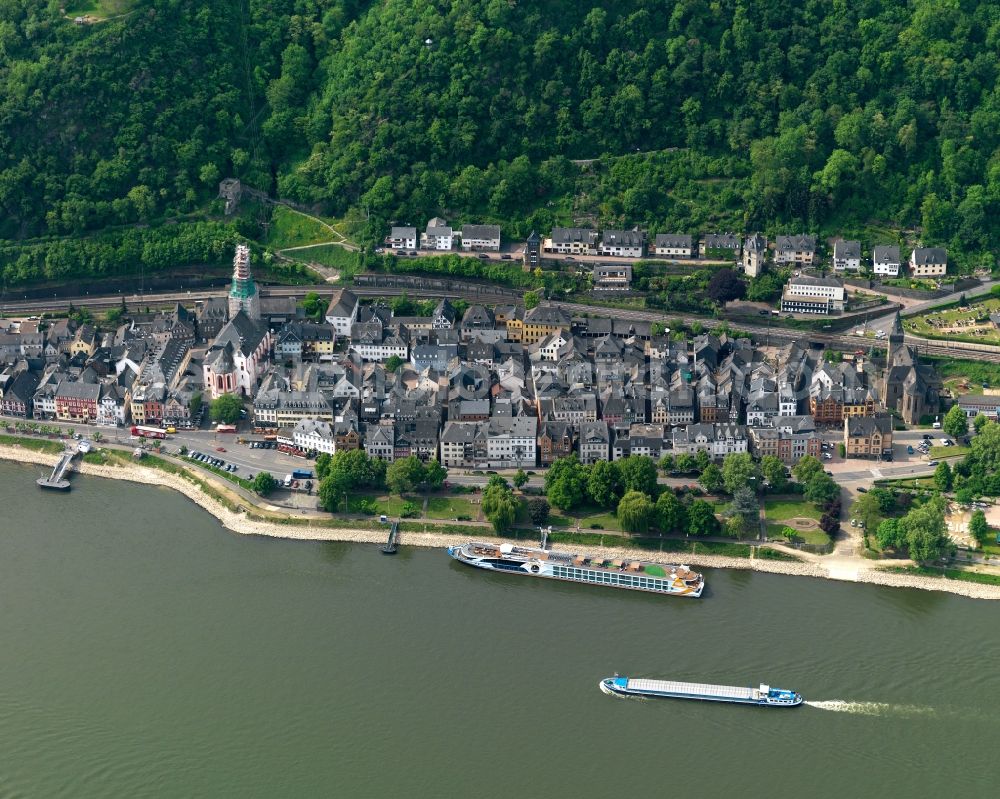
top-left (599, 676), bottom-right (802, 707)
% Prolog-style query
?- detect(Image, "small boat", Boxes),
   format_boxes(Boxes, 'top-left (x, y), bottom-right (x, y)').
top-left (600, 675), bottom-right (802, 707)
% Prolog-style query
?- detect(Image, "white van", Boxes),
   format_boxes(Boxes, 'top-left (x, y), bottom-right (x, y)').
top-left (932, 421), bottom-right (941, 429)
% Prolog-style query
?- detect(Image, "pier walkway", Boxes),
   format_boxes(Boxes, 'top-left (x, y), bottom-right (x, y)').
top-left (381, 521), bottom-right (400, 554)
top-left (36, 442), bottom-right (87, 490)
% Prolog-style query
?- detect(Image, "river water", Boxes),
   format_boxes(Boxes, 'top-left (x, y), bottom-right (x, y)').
top-left (0, 462), bottom-right (996, 798)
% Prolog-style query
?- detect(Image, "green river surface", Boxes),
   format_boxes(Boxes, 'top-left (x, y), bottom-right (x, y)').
top-left (0, 461), bottom-right (997, 798)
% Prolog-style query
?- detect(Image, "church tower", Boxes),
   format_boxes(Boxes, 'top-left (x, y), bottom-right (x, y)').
top-left (228, 243), bottom-right (260, 322)
top-left (887, 310), bottom-right (905, 366)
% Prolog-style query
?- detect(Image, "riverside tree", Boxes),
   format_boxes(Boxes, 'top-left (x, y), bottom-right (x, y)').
top-left (655, 491), bottom-right (688, 534)
top-left (251, 472), bottom-right (277, 496)
top-left (482, 477), bottom-right (518, 534)
top-left (969, 510), bottom-right (990, 545)
top-left (587, 459), bottom-right (622, 509)
top-left (898, 496), bottom-right (951, 563)
top-left (687, 500), bottom-right (720, 537)
top-left (760, 455), bottom-right (787, 492)
top-left (616, 490), bottom-right (655, 533)
top-left (721, 452), bottom-right (760, 495)
top-left (544, 455), bottom-right (587, 511)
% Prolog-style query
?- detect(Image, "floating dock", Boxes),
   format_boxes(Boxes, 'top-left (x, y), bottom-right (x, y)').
top-left (36, 448), bottom-right (77, 491)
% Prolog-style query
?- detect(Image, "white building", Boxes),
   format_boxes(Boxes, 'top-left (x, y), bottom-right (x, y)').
top-left (872, 245), bottom-right (901, 277)
top-left (652, 233), bottom-right (692, 258)
top-left (460, 224), bottom-right (501, 251)
top-left (486, 416), bottom-right (536, 468)
top-left (774, 234), bottom-right (817, 265)
top-left (597, 229), bottom-right (645, 258)
top-left (350, 333), bottom-right (410, 361)
top-left (743, 233), bottom-right (766, 278)
top-left (388, 226), bottom-right (417, 250)
top-left (832, 240), bottom-right (861, 272)
top-left (780, 275), bottom-right (846, 315)
top-left (293, 418), bottom-right (337, 455)
top-left (324, 289), bottom-right (359, 335)
top-left (910, 247), bottom-right (947, 277)
top-left (422, 217), bottom-right (454, 250)
top-left (543, 227), bottom-right (598, 255)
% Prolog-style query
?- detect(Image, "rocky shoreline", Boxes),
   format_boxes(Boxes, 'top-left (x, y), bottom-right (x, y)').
top-left (4, 442), bottom-right (999, 600)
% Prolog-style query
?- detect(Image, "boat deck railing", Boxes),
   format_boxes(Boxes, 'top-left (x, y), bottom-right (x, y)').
top-left (460, 542), bottom-right (702, 582)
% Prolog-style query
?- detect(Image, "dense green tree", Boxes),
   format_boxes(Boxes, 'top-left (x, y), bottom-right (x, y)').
top-left (760, 455), bottom-right (787, 492)
top-left (687, 500), bottom-right (720, 537)
top-left (210, 394), bottom-right (243, 424)
top-left (315, 453), bottom-right (332, 481)
top-left (545, 455), bottom-right (588, 511)
top-left (674, 453), bottom-right (697, 474)
top-left (943, 405), bottom-right (969, 438)
top-left (300, 292), bottom-right (326, 321)
top-left (586, 460), bottom-right (622, 509)
top-left (698, 464), bottom-right (724, 494)
top-left (898, 497), bottom-right (950, 563)
top-left (251, 472), bottom-right (277, 496)
top-left (385, 355), bottom-right (405, 373)
top-left (792, 455), bottom-right (824, 485)
top-left (617, 455), bottom-right (658, 497)
top-left (851, 492), bottom-right (885, 532)
top-left (527, 497), bottom-right (550, 526)
top-left (386, 455), bottom-right (425, 495)
top-left (512, 469), bottom-right (529, 490)
top-left (804, 473), bottom-right (840, 506)
top-left (655, 491), bottom-right (688, 533)
top-left (4, 0), bottom-right (1000, 288)
top-left (616, 490), bottom-right (655, 533)
top-left (969, 510), bottom-right (990, 545)
top-left (875, 518), bottom-right (904, 550)
top-left (973, 414), bottom-right (989, 434)
top-left (423, 459), bottom-right (447, 490)
top-left (721, 452), bottom-right (760, 495)
top-left (725, 486), bottom-right (759, 539)
top-left (934, 461), bottom-right (953, 492)
top-left (482, 480), bottom-right (518, 534)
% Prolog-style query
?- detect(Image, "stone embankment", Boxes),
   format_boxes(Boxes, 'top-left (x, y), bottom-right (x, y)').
top-left (3, 443), bottom-right (999, 600)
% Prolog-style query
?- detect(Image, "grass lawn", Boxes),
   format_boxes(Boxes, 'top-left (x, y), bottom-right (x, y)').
top-left (765, 522), bottom-right (830, 546)
top-left (65, 0), bottom-right (137, 19)
top-left (345, 494), bottom-right (417, 517)
top-left (576, 509), bottom-right (622, 531)
top-left (266, 205), bottom-right (336, 249)
top-left (426, 496), bottom-right (479, 520)
top-left (764, 498), bottom-right (821, 522)
top-left (286, 243), bottom-right (361, 276)
top-left (904, 295), bottom-right (1000, 346)
top-left (927, 357), bottom-right (1000, 394)
top-left (929, 445), bottom-right (969, 459)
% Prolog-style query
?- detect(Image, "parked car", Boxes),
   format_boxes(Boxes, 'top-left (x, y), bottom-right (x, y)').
top-left (857, 487), bottom-right (867, 493)
top-left (216, 446), bottom-right (226, 452)
top-left (823, 453), bottom-right (832, 460)
top-left (928, 460), bottom-right (939, 466)
top-left (907, 446), bottom-right (914, 454)
top-left (922, 434), bottom-right (933, 440)
top-left (500, 254), bottom-right (511, 260)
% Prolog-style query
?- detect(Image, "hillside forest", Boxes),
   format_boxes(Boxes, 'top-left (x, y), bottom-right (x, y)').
top-left (1, 0), bottom-right (999, 285)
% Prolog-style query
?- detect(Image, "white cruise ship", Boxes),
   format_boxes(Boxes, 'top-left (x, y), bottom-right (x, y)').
top-left (447, 542), bottom-right (704, 597)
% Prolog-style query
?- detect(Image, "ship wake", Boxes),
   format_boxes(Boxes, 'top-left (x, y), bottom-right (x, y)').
top-left (805, 700), bottom-right (935, 717)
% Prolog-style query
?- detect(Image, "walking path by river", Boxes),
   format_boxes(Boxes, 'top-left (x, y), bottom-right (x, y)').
top-left (4, 442), bottom-right (999, 600)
